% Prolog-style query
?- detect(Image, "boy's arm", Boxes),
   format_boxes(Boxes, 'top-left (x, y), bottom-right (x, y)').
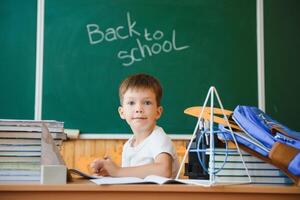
top-left (117, 153), bottom-right (172, 178)
top-left (91, 153), bottom-right (173, 178)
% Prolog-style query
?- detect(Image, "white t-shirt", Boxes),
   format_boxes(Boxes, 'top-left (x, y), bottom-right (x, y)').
top-left (122, 126), bottom-right (179, 178)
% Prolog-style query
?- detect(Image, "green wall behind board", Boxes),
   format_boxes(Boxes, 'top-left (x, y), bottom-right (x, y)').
top-left (0, 0), bottom-right (36, 120)
top-left (265, 0), bottom-right (300, 131)
top-left (43, 0), bottom-right (257, 134)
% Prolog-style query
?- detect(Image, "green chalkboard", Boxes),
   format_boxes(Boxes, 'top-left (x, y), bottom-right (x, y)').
top-left (264, 0), bottom-right (300, 130)
top-left (0, 0), bottom-right (36, 120)
top-left (43, 0), bottom-right (257, 134)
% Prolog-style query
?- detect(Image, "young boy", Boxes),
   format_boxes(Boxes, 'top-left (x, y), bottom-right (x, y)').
top-left (90, 73), bottom-right (179, 178)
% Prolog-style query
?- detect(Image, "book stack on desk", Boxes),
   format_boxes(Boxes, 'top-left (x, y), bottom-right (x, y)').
top-left (0, 120), bottom-right (66, 182)
top-left (211, 148), bottom-right (293, 184)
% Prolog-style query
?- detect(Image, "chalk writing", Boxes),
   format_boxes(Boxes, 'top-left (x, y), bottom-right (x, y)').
top-left (87, 12), bottom-right (189, 67)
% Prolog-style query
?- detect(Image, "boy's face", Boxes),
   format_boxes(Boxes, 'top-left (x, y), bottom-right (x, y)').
top-left (118, 88), bottom-right (163, 135)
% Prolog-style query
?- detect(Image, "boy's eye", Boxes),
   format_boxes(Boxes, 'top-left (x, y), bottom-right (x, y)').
top-left (127, 101), bottom-right (135, 105)
top-left (144, 101), bottom-right (152, 105)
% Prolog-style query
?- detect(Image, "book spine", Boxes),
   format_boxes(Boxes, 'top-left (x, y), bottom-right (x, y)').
top-left (0, 126), bottom-right (64, 133)
top-left (0, 163), bottom-right (41, 170)
top-left (214, 161), bottom-right (278, 170)
top-left (0, 120), bottom-right (64, 127)
top-left (215, 176), bottom-right (292, 184)
top-left (0, 156), bottom-right (41, 162)
top-left (214, 155), bottom-right (264, 163)
top-left (0, 170), bottom-right (40, 176)
top-left (0, 175), bottom-right (40, 181)
top-left (216, 169), bottom-right (285, 177)
top-left (0, 145), bottom-right (41, 151)
top-left (0, 132), bottom-right (67, 140)
top-left (0, 139), bottom-right (62, 146)
top-left (0, 151), bottom-right (41, 156)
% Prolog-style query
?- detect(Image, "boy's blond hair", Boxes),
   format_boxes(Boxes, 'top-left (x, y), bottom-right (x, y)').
top-left (119, 74), bottom-right (162, 106)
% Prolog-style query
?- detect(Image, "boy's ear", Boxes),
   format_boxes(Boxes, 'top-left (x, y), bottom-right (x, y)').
top-left (156, 106), bottom-right (163, 120)
top-left (118, 106), bottom-right (125, 119)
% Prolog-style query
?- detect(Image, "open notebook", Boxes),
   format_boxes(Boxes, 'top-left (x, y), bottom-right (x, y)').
top-left (90, 175), bottom-right (211, 186)
top-left (68, 168), bottom-right (211, 186)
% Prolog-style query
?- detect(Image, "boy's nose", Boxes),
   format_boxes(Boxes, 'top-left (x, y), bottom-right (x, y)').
top-left (135, 104), bottom-right (143, 113)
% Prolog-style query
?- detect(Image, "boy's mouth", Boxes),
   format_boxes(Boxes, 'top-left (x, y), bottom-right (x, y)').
top-left (132, 117), bottom-right (147, 120)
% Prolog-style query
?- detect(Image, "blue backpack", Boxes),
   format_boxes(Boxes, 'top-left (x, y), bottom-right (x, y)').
top-left (218, 105), bottom-right (300, 185)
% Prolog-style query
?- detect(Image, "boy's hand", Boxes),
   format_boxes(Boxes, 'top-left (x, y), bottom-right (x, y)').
top-left (90, 158), bottom-right (107, 176)
top-left (90, 157), bottom-right (120, 177)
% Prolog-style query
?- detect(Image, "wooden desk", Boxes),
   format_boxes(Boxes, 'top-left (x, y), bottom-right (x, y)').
top-left (0, 179), bottom-right (299, 200)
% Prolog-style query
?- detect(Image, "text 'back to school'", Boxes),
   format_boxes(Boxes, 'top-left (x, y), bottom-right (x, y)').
top-left (87, 12), bottom-right (190, 67)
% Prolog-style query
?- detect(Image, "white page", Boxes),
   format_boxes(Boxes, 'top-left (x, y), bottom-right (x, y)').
top-left (91, 176), bottom-right (145, 185)
top-left (143, 175), bottom-right (172, 184)
top-left (176, 179), bottom-right (212, 186)
top-left (90, 175), bottom-right (212, 186)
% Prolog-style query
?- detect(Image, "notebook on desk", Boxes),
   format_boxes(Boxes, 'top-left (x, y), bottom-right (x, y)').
top-left (68, 168), bottom-right (211, 186)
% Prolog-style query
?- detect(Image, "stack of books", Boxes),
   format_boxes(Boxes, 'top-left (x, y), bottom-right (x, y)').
top-left (0, 119), bottom-right (66, 182)
top-left (208, 148), bottom-right (293, 184)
